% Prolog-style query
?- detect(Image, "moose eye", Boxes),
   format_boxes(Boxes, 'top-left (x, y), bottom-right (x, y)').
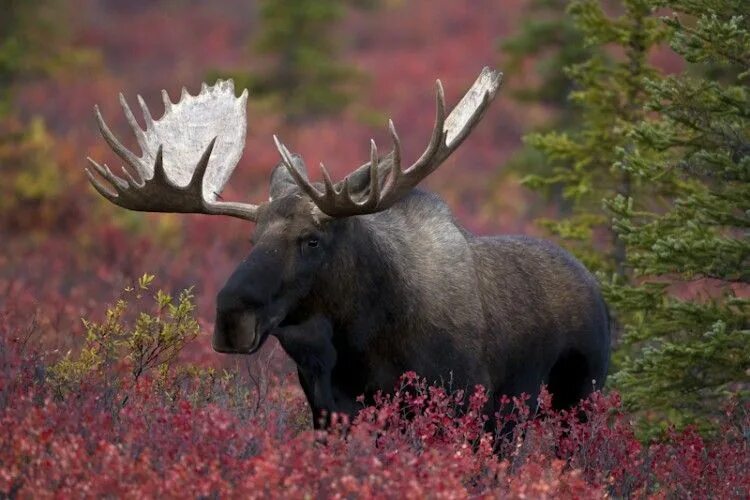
top-left (300, 235), bottom-right (320, 253)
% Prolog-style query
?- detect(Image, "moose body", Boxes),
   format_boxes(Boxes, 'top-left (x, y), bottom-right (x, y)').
top-left (86, 67), bottom-right (611, 430)
top-left (219, 182), bottom-right (610, 427)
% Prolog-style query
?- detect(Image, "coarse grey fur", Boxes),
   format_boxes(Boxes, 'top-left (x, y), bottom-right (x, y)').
top-left (214, 159), bottom-right (611, 429)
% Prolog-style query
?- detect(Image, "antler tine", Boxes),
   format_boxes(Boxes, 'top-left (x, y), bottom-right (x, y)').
top-left (136, 95), bottom-right (155, 129)
top-left (161, 90), bottom-right (173, 112)
top-left (380, 118), bottom-right (403, 198)
top-left (362, 139), bottom-right (381, 209)
top-left (273, 135), bottom-right (324, 203)
top-left (85, 158), bottom-right (123, 197)
top-left (319, 162), bottom-right (336, 203)
top-left (118, 94), bottom-right (148, 161)
top-left (150, 145), bottom-right (169, 185)
top-left (369, 139), bottom-right (378, 173)
top-left (85, 161), bottom-right (117, 201)
top-left (387, 119), bottom-right (402, 177)
top-left (94, 105), bottom-right (145, 177)
top-left (404, 80), bottom-right (447, 177)
top-left (120, 166), bottom-right (142, 187)
top-left (188, 137), bottom-right (217, 198)
top-left (88, 157), bottom-right (128, 191)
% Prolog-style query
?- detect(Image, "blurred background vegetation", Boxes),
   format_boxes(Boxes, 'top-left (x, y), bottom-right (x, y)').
top-left (0, 0), bottom-right (747, 438)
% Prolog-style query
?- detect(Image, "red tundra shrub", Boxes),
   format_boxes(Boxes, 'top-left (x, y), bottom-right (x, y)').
top-left (1, 296), bottom-right (748, 498)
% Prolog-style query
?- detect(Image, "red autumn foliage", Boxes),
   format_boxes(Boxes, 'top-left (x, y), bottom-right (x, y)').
top-left (1, 306), bottom-right (748, 498)
top-left (2, 1), bottom-right (743, 498)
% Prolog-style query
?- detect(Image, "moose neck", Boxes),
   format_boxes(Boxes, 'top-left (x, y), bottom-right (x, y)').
top-left (311, 213), bottom-right (413, 335)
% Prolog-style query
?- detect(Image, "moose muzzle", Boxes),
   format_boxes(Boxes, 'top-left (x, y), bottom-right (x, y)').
top-left (213, 309), bottom-right (269, 354)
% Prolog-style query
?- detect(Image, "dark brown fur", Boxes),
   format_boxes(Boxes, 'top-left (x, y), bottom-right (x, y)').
top-left (214, 160), bottom-right (611, 428)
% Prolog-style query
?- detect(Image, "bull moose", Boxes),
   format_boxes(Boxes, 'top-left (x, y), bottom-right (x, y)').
top-left (86, 67), bottom-right (611, 430)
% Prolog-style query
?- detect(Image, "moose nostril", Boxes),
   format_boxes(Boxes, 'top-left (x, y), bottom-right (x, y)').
top-left (213, 312), bottom-right (237, 351)
top-left (213, 326), bottom-right (242, 353)
top-left (213, 330), bottom-right (231, 351)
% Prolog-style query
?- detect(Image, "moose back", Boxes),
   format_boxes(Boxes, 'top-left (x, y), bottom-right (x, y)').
top-left (86, 68), bottom-right (611, 429)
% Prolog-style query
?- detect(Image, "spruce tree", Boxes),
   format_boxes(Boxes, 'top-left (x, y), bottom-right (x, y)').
top-left (221, 0), bottom-right (369, 121)
top-left (500, 0), bottom-right (591, 215)
top-left (521, 0), bottom-right (667, 274)
top-left (606, 0), bottom-right (750, 432)
top-left (502, 0), bottom-right (589, 112)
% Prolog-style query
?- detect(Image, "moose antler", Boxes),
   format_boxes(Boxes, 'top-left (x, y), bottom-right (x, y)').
top-left (273, 66), bottom-right (502, 217)
top-left (86, 80), bottom-right (259, 221)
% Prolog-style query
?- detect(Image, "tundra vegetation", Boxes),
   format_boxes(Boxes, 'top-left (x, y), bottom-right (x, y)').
top-left (1, 0), bottom-right (748, 497)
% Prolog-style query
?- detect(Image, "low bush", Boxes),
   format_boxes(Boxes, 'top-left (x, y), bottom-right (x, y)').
top-left (1, 282), bottom-right (747, 498)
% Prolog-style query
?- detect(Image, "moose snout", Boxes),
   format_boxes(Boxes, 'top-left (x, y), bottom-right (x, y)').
top-left (214, 243), bottom-right (286, 354)
top-left (213, 308), bottom-right (262, 354)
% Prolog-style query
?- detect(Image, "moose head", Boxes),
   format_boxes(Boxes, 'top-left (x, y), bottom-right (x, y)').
top-left (86, 68), bottom-right (502, 357)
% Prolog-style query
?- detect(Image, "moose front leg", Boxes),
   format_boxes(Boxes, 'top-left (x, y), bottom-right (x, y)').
top-left (272, 315), bottom-right (337, 429)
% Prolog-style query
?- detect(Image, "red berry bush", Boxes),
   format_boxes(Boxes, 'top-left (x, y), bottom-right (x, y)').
top-left (1, 284), bottom-right (748, 499)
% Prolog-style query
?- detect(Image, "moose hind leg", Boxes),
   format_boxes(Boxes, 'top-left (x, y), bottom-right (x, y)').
top-left (547, 349), bottom-right (593, 411)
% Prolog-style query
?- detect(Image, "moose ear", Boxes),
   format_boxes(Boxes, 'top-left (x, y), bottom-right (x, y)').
top-left (269, 153), bottom-right (308, 201)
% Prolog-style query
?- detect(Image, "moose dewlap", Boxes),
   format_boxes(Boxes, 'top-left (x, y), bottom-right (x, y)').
top-left (86, 67), bottom-right (611, 430)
